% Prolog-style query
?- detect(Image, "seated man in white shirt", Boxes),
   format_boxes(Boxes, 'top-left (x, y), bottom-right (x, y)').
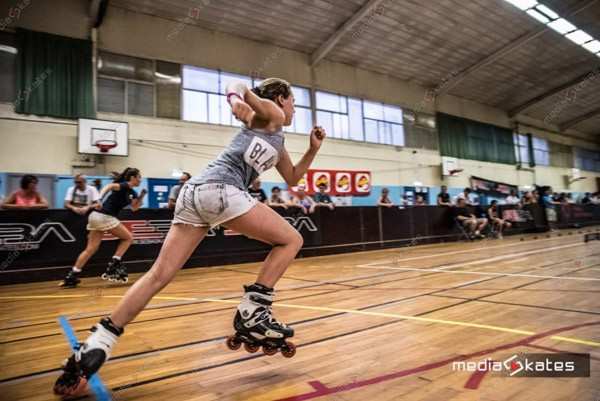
top-left (455, 187), bottom-right (475, 205)
top-left (504, 189), bottom-right (520, 205)
top-left (64, 174), bottom-right (100, 215)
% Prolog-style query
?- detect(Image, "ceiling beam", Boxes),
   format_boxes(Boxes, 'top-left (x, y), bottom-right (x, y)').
top-left (89, 0), bottom-right (109, 28)
top-left (436, 0), bottom-right (599, 96)
top-left (508, 69), bottom-right (599, 117)
top-left (310, 0), bottom-right (388, 67)
top-left (559, 107), bottom-right (600, 131)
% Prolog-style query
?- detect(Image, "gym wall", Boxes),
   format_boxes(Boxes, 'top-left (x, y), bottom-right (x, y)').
top-left (1, 0), bottom-right (599, 194)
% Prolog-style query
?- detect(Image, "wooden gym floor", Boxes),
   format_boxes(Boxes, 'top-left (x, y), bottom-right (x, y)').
top-left (1, 229), bottom-right (599, 401)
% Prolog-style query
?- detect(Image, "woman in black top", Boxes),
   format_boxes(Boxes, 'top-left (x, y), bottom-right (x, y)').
top-left (61, 168), bottom-right (147, 287)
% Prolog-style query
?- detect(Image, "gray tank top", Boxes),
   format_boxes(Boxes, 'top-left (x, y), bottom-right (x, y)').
top-left (190, 126), bottom-right (285, 190)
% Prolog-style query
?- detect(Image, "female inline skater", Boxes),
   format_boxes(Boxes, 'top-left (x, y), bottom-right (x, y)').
top-left (54, 78), bottom-right (326, 396)
top-left (60, 168), bottom-right (147, 287)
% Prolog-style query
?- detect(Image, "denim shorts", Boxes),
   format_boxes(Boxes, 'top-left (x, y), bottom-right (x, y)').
top-left (172, 183), bottom-right (257, 228)
top-left (87, 211), bottom-right (120, 231)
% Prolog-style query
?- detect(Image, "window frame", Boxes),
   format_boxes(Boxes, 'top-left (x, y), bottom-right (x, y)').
top-left (96, 52), bottom-right (157, 117)
top-left (94, 52), bottom-right (413, 149)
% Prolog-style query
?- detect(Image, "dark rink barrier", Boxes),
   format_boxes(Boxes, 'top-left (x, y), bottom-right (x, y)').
top-left (554, 203), bottom-right (600, 229)
top-left (0, 204), bottom-right (557, 284)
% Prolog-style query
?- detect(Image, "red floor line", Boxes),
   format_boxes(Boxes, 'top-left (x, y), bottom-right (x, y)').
top-left (275, 321), bottom-right (600, 401)
top-left (308, 381), bottom-right (328, 391)
top-left (464, 366), bottom-right (491, 390)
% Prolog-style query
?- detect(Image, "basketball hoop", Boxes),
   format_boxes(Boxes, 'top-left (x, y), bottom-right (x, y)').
top-left (449, 168), bottom-right (464, 177)
top-left (94, 140), bottom-right (117, 153)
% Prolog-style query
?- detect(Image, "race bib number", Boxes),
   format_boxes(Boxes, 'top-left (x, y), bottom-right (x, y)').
top-left (244, 137), bottom-right (279, 174)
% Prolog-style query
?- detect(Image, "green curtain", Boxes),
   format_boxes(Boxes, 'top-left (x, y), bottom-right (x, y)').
top-left (437, 113), bottom-right (516, 165)
top-left (15, 28), bottom-right (94, 119)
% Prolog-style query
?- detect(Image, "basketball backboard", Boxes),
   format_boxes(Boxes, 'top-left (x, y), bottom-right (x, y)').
top-left (78, 118), bottom-right (128, 156)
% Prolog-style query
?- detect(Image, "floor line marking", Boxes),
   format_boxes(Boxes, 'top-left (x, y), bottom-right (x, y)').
top-left (356, 242), bottom-right (586, 269)
top-left (358, 234), bottom-right (585, 266)
top-left (58, 316), bottom-right (111, 401)
top-left (201, 298), bottom-right (600, 347)
top-left (353, 266), bottom-right (600, 282)
top-left (2, 293), bottom-right (598, 347)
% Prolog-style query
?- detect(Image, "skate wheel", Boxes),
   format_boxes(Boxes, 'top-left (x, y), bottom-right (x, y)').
top-left (262, 344), bottom-right (278, 356)
top-left (244, 343), bottom-right (260, 353)
top-left (226, 335), bottom-right (242, 351)
top-left (101, 273), bottom-right (108, 280)
top-left (281, 341), bottom-right (296, 358)
top-left (54, 376), bottom-right (88, 398)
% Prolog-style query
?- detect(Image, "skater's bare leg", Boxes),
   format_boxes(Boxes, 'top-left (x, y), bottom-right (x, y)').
top-left (225, 202), bottom-right (303, 288)
top-left (110, 224), bottom-right (208, 327)
top-left (73, 231), bottom-right (104, 270)
top-left (109, 224), bottom-right (133, 258)
top-left (224, 203), bottom-right (301, 357)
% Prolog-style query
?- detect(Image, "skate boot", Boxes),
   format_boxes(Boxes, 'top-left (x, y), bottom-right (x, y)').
top-left (60, 271), bottom-right (81, 288)
top-left (225, 283), bottom-right (296, 358)
top-left (53, 317), bottom-right (123, 397)
top-left (101, 258), bottom-right (128, 283)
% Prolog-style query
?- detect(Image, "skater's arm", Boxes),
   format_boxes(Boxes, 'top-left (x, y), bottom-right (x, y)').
top-left (130, 189), bottom-right (147, 212)
top-left (226, 81), bottom-right (284, 127)
top-left (276, 126), bottom-right (325, 187)
top-left (28, 194), bottom-right (49, 209)
top-left (99, 183), bottom-right (120, 199)
top-left (0, 192), bottom-right (18, 209)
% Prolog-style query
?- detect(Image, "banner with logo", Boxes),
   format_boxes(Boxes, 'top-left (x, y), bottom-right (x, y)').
top-left (292, 169), bottom-right (371, 196)
top-left (0, 203), bottom-right (586, 284)
top-left (469, 176), bottom-right (518, 196)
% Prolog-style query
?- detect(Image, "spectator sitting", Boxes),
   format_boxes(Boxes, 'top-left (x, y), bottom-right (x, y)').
top-left (291, 188), bottom-right (316, 214)
top-left (1, 174), bottom-right (49, 210)
top-left (64, 174), bottom-right (100, 215)
top-left (453, 197), bottom-right (487, 239)
top-left (268, 186), bottom-right (288, 209)
top-left (488, 200), bottom-right (511, 239)
top-left (504, 189), bottom-right (520, 205)
top-left (542, 187), bottom-right (560, 227)
top-left (455, 187), bottom-right (474, 205)
top-left (92, 178), bottom-right (102, 192)
top-left (378, 187), bottom-right (394, 208)
top-left (581, 192), bottom-right (591, 204)
top-left (313, 184), bottom-right (335, 210)
top-left (564, 193), bottom-right (575, 204)
top-left (522, 191), bottom-right (536, 205)
top-left (437, 185), bottom-right (452, 206)
top-left (414, 195), bottom-right (426, 206)
top-left (168, 172), bottom-right (191, 209)
top-left (591, 192), bottom-right (600, 205)
top-left (401, 194), bottom-right (412, 208)
top-left (248, 179), bottom-right (267, 204)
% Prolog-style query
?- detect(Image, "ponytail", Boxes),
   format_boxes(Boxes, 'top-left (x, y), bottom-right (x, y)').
top-left (114, 167), bottom-right (140, 183)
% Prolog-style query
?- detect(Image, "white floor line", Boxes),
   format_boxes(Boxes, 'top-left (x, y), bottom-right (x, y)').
top-left (358, 234), bottom-right (585, 267)
top-left (354, 266), bottom-right (600, 282)
top-left (358, 242), bottom-right (583, 270)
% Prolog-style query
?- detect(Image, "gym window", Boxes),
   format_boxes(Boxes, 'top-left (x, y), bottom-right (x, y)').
top-left (97, 51), bottom-right (156, 117)
top-left (532, 137), bottom-right (550, 166)
top-left (514, 133), bottom-right (530, 165)
top-left (575, 147), bottom-right (600, 172)
top-left (316, 91), bottom-right (405, 145)
top-left (182, 66), bottom-right (313, 134)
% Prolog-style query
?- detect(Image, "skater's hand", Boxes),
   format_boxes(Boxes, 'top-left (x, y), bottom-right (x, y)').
top-left (231, 99), bottom-right (255, 126)
top-left (309, 126), bottom-right (325, 151)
